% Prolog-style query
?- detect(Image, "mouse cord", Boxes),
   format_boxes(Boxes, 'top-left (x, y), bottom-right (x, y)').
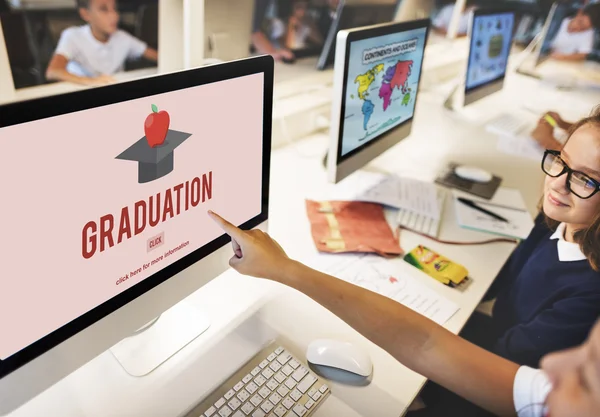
top-left (398, 226), bottom-right (519, 246)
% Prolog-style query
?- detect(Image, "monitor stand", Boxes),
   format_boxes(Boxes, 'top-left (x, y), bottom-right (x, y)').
top-left (109, 301), bottom-right (210, 376)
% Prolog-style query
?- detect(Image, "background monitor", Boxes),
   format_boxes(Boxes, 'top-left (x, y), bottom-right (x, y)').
top-left (317, 0), bottom-right (401, 70)
top-left (327, 18), bottom-right (430, 183)
top-left (0, 56), bottom-right (273, 414)
top-left (463, 8), bottom-right (515, 106)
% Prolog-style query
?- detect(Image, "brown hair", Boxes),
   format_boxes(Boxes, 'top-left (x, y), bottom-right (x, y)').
top-left (543, 106), bottom-right (600, 271)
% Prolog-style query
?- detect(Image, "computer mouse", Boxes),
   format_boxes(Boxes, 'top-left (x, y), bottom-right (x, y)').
top-left (454, 165), bottom-right (493, 183)
top-left (306, 339), bottom-right (373, 377)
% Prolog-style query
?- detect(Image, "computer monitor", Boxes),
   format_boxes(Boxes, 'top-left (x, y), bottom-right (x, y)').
top-left (516, 2), bottom-right (560, 76)
top-left (317, 0), bottom-right (401, 70)
top-left (0, 56), bottom-right (273, 414)
top-left (326, 18), bottom-right (430, 183)
top-left (463, 8), bottom-right (515, 106)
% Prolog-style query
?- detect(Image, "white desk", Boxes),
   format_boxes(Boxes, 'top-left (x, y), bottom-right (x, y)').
top-left (6, 67), bottom-right (600, 417)
top-left (0, 67), bottom-right (157, 105)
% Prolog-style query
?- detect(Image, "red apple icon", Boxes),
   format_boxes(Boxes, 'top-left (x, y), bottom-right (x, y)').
top-left (144, 104), bottom-right (170, 147)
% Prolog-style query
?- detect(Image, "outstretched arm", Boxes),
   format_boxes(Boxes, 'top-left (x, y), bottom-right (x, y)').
top-left (208, 211), bottom-right (520, 417)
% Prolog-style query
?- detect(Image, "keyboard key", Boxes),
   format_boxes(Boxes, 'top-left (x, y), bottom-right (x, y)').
top-left (319, 384), bottom-right (329, 394)
top-left (215, 398), bottom-right (226, 409)
top-left (275, 347), bottom-right (284, 355)
top-left (311, 392), bottom-right (322, 402)
top-left (291, 367), bottom-right (308, 382)
top-left (274, 405), bottom-right (287, 417)
top-left (274, 371), bottom-right (287, 384)
top-left (281, 364), bottom-right (294, 376)
top-left (296, 374), bottom-right (317, 393)
top-left (254, 375), bottom-right (267, 386)
top-left (241, 402), bottom-right (254, 415)
top-left (260, 400), bottom-right (274, 414)
top-left (267, 353), bottom-right (278, 362)
top-left (261, 368), bottom-right (274, 380)
top-left (277, 386), bottom-right (290, 398)
top-left (289, 389), bottom-right (302, 402)
top-left (219, 406), bottom-right (233, 417)
top-left (269, 393), bottom-right (282, 405)
top-left (225, 389), bottom-right (236, 400)
top-left (284, 377), bottom-right (297, 390)
top-left (250, 394), bottom-right (263, 407)
top-left (304, 399), bottom-right (315, 409)
top-left (307, 388), bottom-right (317, 398)
top-left (242, 374), bottom-right (253, 384)
top-left (252, 411), bottom-right (265, 417)
top-left (228, 398), bottom-right (242, 411)
top-left (234, 382), bottom-right (245, 392)
top-left (204, 406), bottom-right (217, 416)
top-left (259, 360), bottom-right (269, 369)
top-left (251, 367), bottom-right (261, 376)
top-left (286, 411), bottom-right (300, 417)
top-left (266, 379), bottom-right (279, 391)
top-left (288, 360), bottom-right (300, 369)
top-left (292, 404), bottom-right (307, 416)
top-left (232, 412), bottom-right (244, 417)
top-left (258, 387), bottom-right (271, 399)
top-left (246, 382), bottom-right (259, 394)
top-left (277, 352), bottom-right (292, 365)
top-left (282, 397), bottom-right (295, 410)
top-left (269, 361), bottom-right (282, 372)
top-left (237, 389), bottom-right (250, 403)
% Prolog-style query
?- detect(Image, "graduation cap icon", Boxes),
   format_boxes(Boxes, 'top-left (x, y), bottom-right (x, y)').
top-left (116, 129), bottom-right (192, 183)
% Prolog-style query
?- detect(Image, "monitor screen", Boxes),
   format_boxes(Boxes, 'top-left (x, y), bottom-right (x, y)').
top-left (339, 25), bottom-right (427, 159)
top-left (465, 11), bottom-right (515, 93)
top-left (0, 72), bottom-right (266, 364)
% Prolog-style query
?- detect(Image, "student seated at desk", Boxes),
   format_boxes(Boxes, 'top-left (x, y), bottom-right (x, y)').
top-left (207, 211), bottom-right (600, 417)
top-left (432, 1), bottom-right (477, 37)
top-left (550, 4), bottom-right (600, 62)
top-left (45, 0), bottom-right (158, 86)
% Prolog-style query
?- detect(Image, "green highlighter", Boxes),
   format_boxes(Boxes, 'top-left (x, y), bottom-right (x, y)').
top-left (544, 114), bottom-right (558, 128)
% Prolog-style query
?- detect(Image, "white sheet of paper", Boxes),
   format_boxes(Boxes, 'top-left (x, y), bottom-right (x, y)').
top-left (356, 175), bottom-right (441, 220)
top-left (453, 188), bottom-right (535, 240)
top-left (310, 253), bottom-right (459, 326)
top-left (496, 134), bottom-right (544, 161)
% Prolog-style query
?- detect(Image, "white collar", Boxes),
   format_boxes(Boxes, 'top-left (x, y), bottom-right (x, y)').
top-left (549, 223), bottom-right (587, 262)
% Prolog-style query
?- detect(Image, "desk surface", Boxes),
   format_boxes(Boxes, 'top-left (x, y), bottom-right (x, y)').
top-left (6, 65), bottom-right (600, 417)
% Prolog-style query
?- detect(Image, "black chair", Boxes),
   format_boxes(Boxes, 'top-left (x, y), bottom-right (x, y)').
top-left (135, 2), bottom-right (158, 50)
top-left (0, 7), bottom-right (43, 88)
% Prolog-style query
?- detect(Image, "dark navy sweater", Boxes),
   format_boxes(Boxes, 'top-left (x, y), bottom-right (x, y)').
top-left (484, 214), bottom-right (600, 368)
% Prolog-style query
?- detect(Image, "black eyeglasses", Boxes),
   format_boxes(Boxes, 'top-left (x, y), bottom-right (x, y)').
top-left (541, 150), bottom-right (600, 199)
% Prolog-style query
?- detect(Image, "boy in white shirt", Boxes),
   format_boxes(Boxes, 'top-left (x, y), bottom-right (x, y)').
top-left (551, 4), bottom-right (600, 61)
top-left (46, 0), bottom-right (158, 86)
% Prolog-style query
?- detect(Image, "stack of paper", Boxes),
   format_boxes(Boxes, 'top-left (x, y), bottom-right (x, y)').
top-left (453, 188), bottom-right (534, 240)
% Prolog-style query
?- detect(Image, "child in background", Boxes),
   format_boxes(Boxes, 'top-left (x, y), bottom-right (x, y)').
top-left (551, 4), bottom-right (600, 61)
top-left (46, 0), bottom-right (158, 86)
top-left (285, 0), bottom-right (323, 51)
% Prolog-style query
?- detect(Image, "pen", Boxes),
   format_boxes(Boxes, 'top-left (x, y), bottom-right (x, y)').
top-left (457, 197), bottom-right (509, 223)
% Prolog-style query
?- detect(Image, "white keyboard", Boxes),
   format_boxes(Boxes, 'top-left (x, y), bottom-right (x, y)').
top-left (485, 113), bottom-right (533, 137)
top-left (396, 188), bottom-right (446, 238)
top-left (185, 342), bottom-right (330, 417)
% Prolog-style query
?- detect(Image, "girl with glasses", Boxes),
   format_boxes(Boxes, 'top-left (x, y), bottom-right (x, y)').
top-left (207, 210), bottom-right (600, 417)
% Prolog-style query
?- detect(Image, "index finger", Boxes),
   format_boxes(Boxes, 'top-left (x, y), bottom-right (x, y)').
top-left (208, 211), bottom-right (245, 240)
